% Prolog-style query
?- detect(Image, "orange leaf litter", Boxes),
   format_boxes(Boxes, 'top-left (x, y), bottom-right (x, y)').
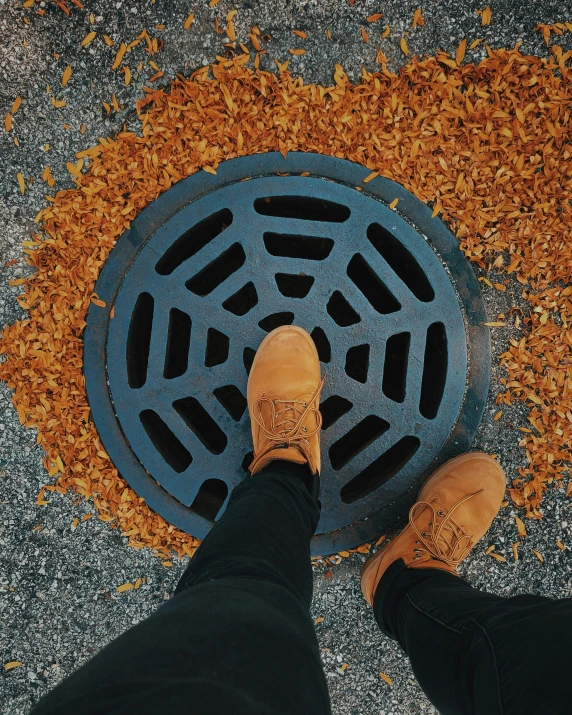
top-left (1, 46), bottom-right (571, 560)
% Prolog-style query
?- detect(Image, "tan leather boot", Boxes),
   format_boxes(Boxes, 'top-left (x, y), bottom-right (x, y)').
top-left (361, 452), bottom-right (506, 606)
top-left (248, 325), bottom-right (325, 475)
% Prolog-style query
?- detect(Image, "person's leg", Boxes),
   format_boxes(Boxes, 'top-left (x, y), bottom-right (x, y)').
top-left (32, 462), bottom-right (331, 715)
top-left (362, 452), bottom-right (571, 715)
top-left (375, 559), bottom-right (572, 715)
top-left (33, 326), bottom-right (331, 715)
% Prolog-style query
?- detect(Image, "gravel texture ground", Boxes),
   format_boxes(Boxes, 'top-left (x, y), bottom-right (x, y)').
top-left (1, 1), bottom-right (571, 713)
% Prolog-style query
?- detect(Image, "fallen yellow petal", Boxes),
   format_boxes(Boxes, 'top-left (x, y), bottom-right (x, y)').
top-left (4, 661), bottom-right (23, 671)
top-left (184, 12), bottom-right (195, 30)
top-left (117, 582), bottom-right (134, 592)
top-left (112, 43), bottom-right (127, 70)
top-left (62, 65), bottom-right (72, 87)
top-left (412, 8), bottom-right (424, 27)
top-left (81, 31), bottom-right (97, 47)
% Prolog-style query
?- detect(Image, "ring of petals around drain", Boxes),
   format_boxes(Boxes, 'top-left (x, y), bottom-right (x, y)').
top-left (84, 152), bottom-right (490, 555)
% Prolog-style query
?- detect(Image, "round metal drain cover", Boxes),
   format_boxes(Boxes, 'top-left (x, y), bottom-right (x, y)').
top-left (85, 152), bottom-right (490, 554)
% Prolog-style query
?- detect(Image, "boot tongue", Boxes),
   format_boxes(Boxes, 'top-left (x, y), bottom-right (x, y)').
top-left (413, 502), bottom-right (465, 560)
top-left (277, 402), bottom-right (300, 432)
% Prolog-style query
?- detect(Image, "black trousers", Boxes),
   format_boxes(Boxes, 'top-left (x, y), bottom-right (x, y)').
top-left (33, 462), bottom-right (570, 715)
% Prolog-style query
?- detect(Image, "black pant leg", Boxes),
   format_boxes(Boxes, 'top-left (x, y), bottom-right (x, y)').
top-left (176, 462), bottom-right (319, 605)
top-left (374, 559), bottom-right (572, 715)
top-left (31, 463), bottom-right (331, 715)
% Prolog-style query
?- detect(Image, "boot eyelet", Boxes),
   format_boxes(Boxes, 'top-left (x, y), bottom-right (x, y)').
top-left (414, 554), bottom-right (420, 559)
top-left (422, 532), bottom-right (429, 537)
top-left (303, 402), bottom-right (307, 407)
top-left (438, 510), bottom-right (446, 517)
top-left (303, 426), bottom-right (307, 432)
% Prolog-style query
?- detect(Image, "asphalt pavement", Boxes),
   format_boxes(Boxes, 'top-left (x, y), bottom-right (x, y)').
top-left (1, 1), bottom-right (571, 713)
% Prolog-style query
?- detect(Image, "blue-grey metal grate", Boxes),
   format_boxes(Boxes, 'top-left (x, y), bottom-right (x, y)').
top-left (84, 152), bottom-right (490, 555)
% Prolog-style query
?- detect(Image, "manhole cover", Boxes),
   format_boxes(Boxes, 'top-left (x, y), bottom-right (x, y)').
top-left (84, 152), bottom-right (490, 555)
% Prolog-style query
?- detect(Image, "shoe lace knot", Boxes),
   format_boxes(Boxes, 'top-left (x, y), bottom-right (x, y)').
top-left (409, 490), bottom-right (483, 567)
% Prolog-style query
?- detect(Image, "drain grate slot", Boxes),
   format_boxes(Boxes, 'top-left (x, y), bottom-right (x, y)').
top-left (140, 409), bottom-right (192, 473)
top-left (327, 291), bottom-right (361, 327)
top-left (320, 395), bottom-right (353, 430)
top-left (420, 322), bottom-right (448, 419)
top-left (382, 332), bottom-right (410, 403)
top-left (259, 312), bottom-right (295, 332)
top-left (367, 223), bottom-right (435, 302)
top-left (186, 243), bottom-right (246, 296)
top-left (164, 308), bottom-right (192, 379)
top-left (340, 436), bottom-right (420, 503)
top-left (213, 385), bottom-right (247, 422)
top-left (345, 344), bottom-right (370, 383)
top-left (310, 327), bottom-right (331, 362)
top-left (275, 273), bottom-right (315, 298)
top-left (243, 347), bottom-right (256, 375)
top-left (126, 292), bottom-right (154, 389)
top-left (241, 451), bottom-right (255, 472)
top-left (190, 478), bottom-right (228, 521)
top-left (205, 328), bottom-right (229, 367)
top-left (347, 253), bottom-right (401, 315)
top-left (173, 397), bottom-right (227, 454)
top-left (263, 233), bottom-right (334, 261)
top-left (254, 196), bottom-right (350, 222)
top-left (222, 282), bottom-right (258, 316)
top-left (155, 209), bottom-right (233, 276)
top-left (329, 415), bottom-right (390, 470)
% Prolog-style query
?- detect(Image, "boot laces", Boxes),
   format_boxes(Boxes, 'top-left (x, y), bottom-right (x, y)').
top-left (409, 490), bottom-right (483, 567)
top-left (252, 375), bottom-right (326, 462)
